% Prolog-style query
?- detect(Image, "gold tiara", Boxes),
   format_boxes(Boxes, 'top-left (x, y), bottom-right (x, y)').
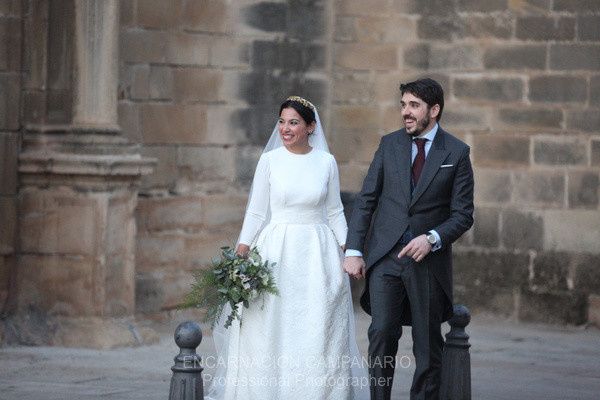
top-left (287, 95), bottom-right (315, 111)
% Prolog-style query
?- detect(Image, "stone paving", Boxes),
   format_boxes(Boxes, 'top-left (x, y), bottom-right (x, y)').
top-left (1, 311), bottom-right (599, 400)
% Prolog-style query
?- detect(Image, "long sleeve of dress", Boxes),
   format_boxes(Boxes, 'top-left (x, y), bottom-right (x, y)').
top-left (238, 154), bottom-right (270, 246)
top-left (325, 154), bottom-right (348, 246)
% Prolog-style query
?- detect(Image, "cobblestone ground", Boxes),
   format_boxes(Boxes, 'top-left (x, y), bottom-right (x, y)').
top-left (1, 312), bottom-right (599, 400)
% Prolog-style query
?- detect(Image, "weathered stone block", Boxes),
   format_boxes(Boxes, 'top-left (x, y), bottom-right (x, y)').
top-left (252, 40), bottom-right (326, 71)
top-left (136, 196), bottom-right (204, 232)
top-left (573, 254), bottom-right (600, 293)
top-left (149, 66), bottom-right (173, 100)
top-left (334, 73), bottom-right (374, 104)
top-left (184, 231), bottom-right (235, 270)
top-left (0, 0), bottom-right (21, 17)
top-left (543, 210), bottom-right (600, 253)
top-left (118, 102), bottom-right (141, 143)
top-left (501, 208), bottom-right (544, 250)
top-left (130, 65), bottom-right (149, 100)
top-left (496, 107), bottom-right (563, 130)
top-left (182, 0), bottom-right (229, 33)
top-left (340, 0), bottom-right (392, 15)
top-left (578, 15), bottom-right (600, 42)
top-left (0, 18), bottom-right (20, 72)
top-left (484, 45), bottom-right (546, 70)
top-left (462, 15), bottom-right (514, 39)
top-left (353, 15), bottom-right (417, 43)
top-left (141, 104), bottom-right (207, 144)
top-left (472, 135), bottom-right (530, 167)
top-left (334, 16), bottom-right (356, 42)
top-left (331, 105), bottom-right (380, 132)
top-left (453, 250), bottom-right (529, 314)
top-left (474, 169), bottom-right (512, 204)
top-left (457, 0), bottom-right (508, 12)
top-left (589, 294), bottom-right (600, 328)
top-left (205, 106), bottom-right (248, 146)
top-left (533, 137), bottom-right (587, 166)
top-left (0, 73), bottom-right (20, 129)
top-left (0, 132), bottom-right (18, 195)
top-left (335, 43), bottom-right (398, 71)
top-left (530, 251), bottom-right (570, 292)
top-left (17, 255), bottom-right (99, 317)
top-left (550, 44), bottom-right (600, 71)
top-left (591, 76), bottom-right (600, 106)
top-left (417, 16), bottom-right (463, 41)
top-left (139, 145), bottom-right (178, 190)
top-left (119, 0), bottom-right (135, 27)
top-left (518, 289), bottom-right (587, 325)
top-left (592, 139), bottom-right (600, 166)
top-left (0, 196), bottom-right (16, 255)
top-left (201, 194), bottom-right (247, 227)
top-left (513, 171), bottom-right (565, 208)
top-left (508, 0), bottom-right (553, 14)
top-left (566, 109), bottom-right (600, 133)
top-left (442, 107), bottom-right (488, 130)
top-left (288, 0), bottom-right (326, 40)
top-left (529, 75), bottom-right (587, 103)
top-left (177, 146), bottom-right (236, 189)
top-left (19, 190), bottom-right (100, 256)
top-left (120, 31), bottom-right (210, 65)
top-left (209, 37), bottom-right (249, 68)
top-left (21, 90), bottom-right (45, 125)
top-left (173, 68), bottom-right (223, 103)
top-left (338, 163), bottom-right (368, 193)
top-left (242, 1), bottom-right (287, 32)
top-left (135, 269), bottom-right (192, 312)
top-left (568, 171), bottom-right (599, 209)
top-left (553, 0), bottom-right (600, 12)
top-left (429, 44), bottom-right (482, 70)
top-left (473, 207), bottom-right (499, 247)
top-left (516, 16), bottom-right (575, 41)
top-left (454, 78), bottom-right (523, 102)
top-left (135, 233), bottom-right (185, 270)
top-left (136, 0), bottom-right (178, 29)
top-left (235, 145), bottom-right (262, 186)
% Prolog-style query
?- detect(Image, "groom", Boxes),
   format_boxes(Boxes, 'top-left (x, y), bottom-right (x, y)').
top-left (343, 78), bottom-right (474, 400)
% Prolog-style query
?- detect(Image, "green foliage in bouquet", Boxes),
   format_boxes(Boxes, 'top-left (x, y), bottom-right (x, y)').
top-left (182, 246), bottom-right (278, 328)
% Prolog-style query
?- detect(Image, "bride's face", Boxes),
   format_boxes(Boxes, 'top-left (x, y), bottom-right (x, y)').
top-left (278, 107), bottom-right (314, 150)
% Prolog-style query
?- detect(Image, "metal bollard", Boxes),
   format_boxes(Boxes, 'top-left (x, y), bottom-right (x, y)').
top-left (440, 304), bottom-right (471, 400)
top-left (168, 321), bottom-right (204, 400)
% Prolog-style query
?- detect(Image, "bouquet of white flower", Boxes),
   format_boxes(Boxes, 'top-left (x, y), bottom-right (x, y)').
top-left (183, 246), bottom-right (278, 328)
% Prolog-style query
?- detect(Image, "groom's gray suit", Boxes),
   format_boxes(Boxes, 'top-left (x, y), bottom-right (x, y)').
top-left (346, 126), bottom-right (474, 399)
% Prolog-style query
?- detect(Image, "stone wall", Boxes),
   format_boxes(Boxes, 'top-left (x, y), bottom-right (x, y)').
top-left (2, 0), bottom-right (599, 327)
top-left (0, 0), bottom-right (22, 318)
top-left (118, 0), bottom-right (332, 314)
top-left (332, 0), bottom-right (600, 325)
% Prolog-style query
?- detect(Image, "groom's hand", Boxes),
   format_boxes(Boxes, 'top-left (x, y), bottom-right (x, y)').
top-left (398, 235), bottom-right (432, 262)
top-left (343, 256), bottom-right (366, 279)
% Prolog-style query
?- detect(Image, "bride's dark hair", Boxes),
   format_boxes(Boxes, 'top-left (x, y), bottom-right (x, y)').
top-left (279, 98), bottom-right (316, 125)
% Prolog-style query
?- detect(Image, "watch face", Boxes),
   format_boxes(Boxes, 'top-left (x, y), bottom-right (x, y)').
top-left (427, 234), bottom-right (436, 244)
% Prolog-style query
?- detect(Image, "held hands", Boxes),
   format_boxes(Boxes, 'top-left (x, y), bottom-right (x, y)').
top-left (398, 234), bottom-right (432, 263)
top-left (235, 243), bottom-right (250, 257)
top-left (343, 256), bottom-right (366, 279)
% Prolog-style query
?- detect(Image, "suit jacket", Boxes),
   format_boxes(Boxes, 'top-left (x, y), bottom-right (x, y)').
top-left (346, 127), bottom-right (474, 323)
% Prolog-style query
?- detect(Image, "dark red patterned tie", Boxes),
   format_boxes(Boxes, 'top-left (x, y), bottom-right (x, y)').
top-left (412, 138), bottom-right (427, 185)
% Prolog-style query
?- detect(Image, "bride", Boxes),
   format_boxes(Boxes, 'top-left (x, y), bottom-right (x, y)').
top-left (205, 96), bottom-right (368, 399)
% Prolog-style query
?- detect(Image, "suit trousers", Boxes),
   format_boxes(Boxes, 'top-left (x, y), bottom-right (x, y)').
top-left (367, 249), bottom-right (446, 400)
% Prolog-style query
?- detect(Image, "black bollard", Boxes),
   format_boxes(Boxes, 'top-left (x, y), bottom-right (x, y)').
top-left (440, 304), bottom-right (471, 400)
top-left (168, 321), bottom-right (204, 400)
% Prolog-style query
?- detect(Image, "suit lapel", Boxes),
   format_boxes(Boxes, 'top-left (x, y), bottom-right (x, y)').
top-left (393, 131), bottom-right (412, 204)
top-left (410, 129), bottom-right (450, 208)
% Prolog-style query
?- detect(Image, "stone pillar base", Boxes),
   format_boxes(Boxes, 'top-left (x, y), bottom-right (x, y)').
top-left (2, 312), bottom-right (159, 349)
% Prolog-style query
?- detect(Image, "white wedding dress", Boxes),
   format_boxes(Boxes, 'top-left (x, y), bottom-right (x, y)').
top-left (206, 146), bottom-right (368, 400)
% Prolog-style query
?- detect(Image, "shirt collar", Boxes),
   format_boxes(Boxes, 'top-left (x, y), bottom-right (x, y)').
top-left (414, 123), bottom-right (438, 142)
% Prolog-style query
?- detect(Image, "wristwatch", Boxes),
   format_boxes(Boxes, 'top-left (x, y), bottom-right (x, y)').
top-left (426, 232), bottom-right (437, 246)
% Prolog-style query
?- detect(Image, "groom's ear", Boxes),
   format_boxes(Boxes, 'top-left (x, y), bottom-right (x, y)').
top-left (429, 104), bottom-right (440, 120)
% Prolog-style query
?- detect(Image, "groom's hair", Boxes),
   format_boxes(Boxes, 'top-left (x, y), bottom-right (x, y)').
top-left (400, 78), bottom-right (444, 121)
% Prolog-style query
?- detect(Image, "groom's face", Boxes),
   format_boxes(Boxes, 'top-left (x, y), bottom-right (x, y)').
top-left (400, 92), bottom-right (437, 136)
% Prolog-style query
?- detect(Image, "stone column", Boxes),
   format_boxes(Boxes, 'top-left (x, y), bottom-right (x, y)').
top-left (8, 0), bottom-right (156, 348)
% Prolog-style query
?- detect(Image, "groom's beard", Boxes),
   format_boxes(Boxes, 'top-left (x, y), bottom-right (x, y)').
top-left (404, 114), bottom-right (431, 136)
